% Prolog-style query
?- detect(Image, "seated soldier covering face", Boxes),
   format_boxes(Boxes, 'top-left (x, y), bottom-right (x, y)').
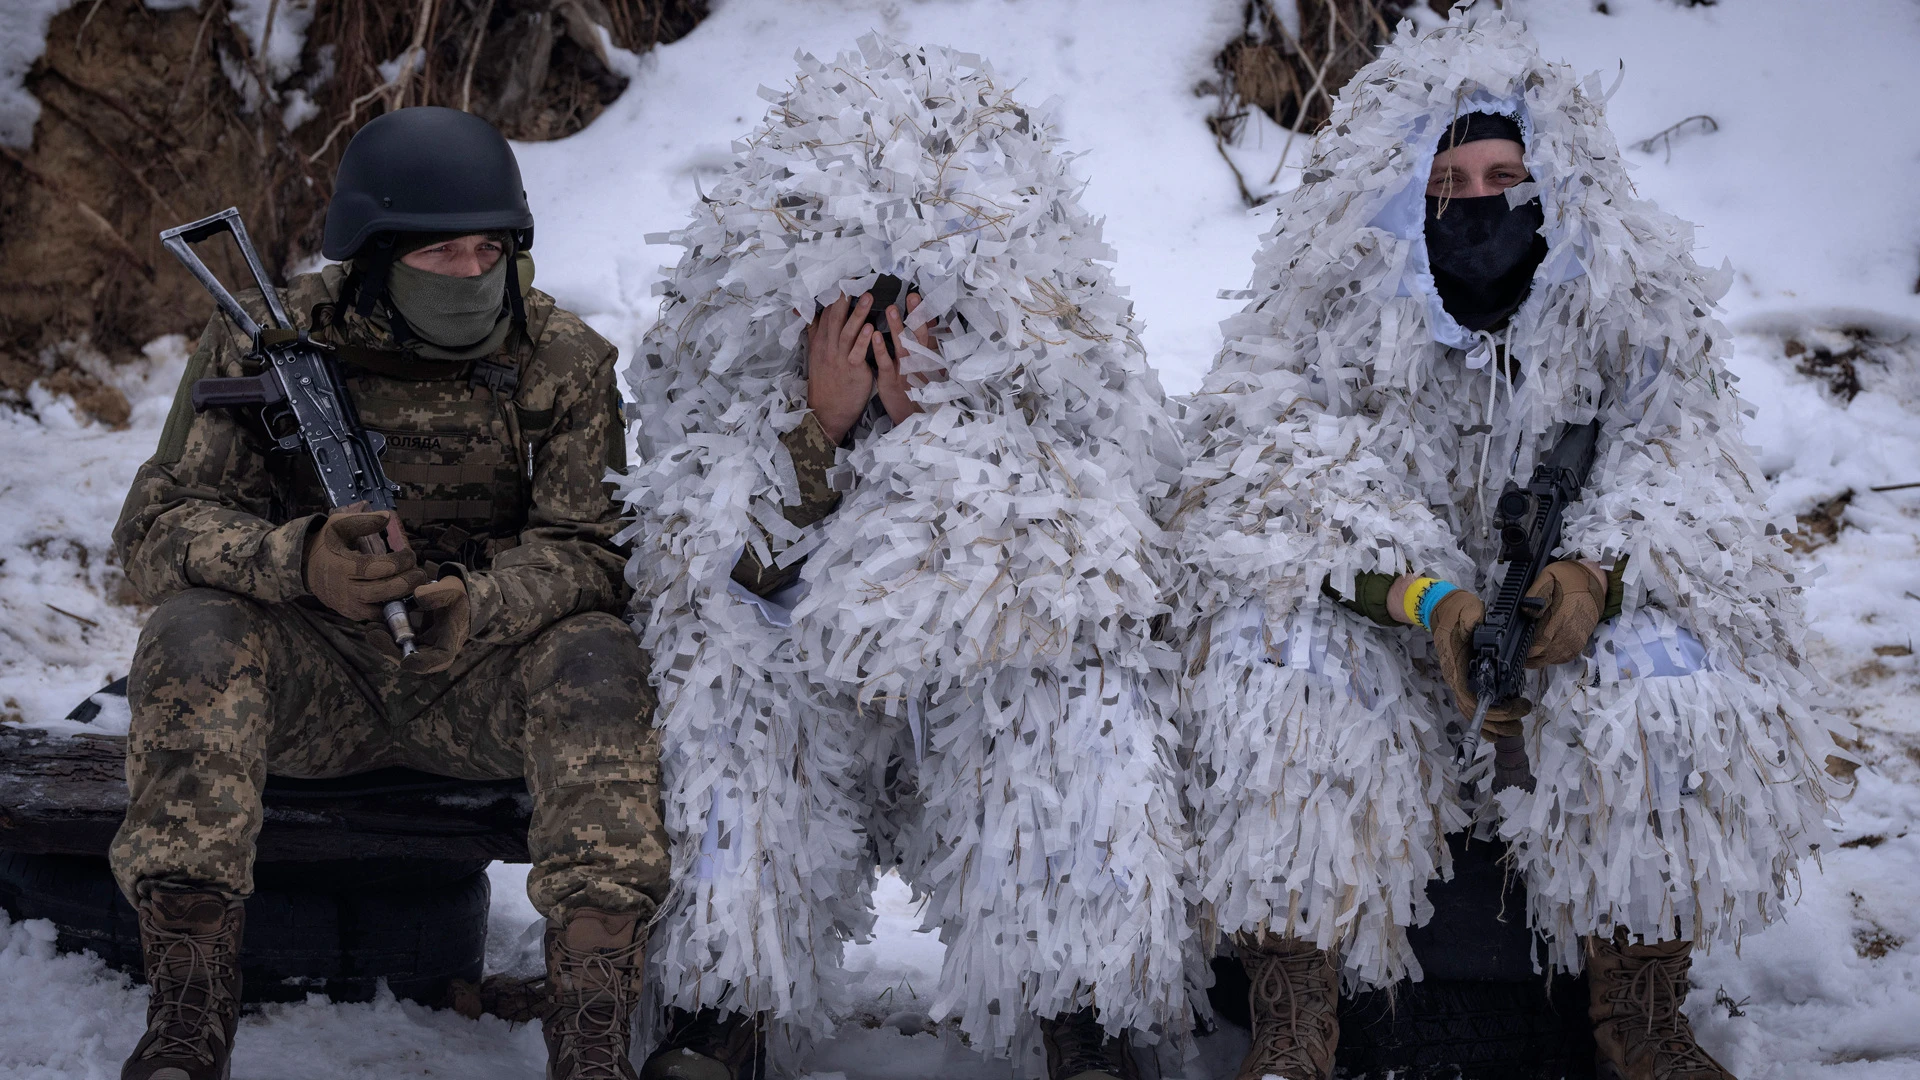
top-left (111, 107), bottom-right (666, 1080)
top-left (1171, 12), bottom-right (1846, 1080)
top-left (619, 36), bottom-right (1195, 1080)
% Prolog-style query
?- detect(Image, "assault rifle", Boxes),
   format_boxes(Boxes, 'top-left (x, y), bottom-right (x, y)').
top-left (1463, 416), bottom-right (1603, 792)
top-left (159, 207), bottom-right (416, 657)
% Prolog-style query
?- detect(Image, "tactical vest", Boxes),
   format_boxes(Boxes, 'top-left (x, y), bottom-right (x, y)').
top-left (274, 295), bottom-right (562, 570)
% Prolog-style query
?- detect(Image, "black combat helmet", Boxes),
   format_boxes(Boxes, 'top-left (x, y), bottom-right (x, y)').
top-left (321, 106), bottom-right (533, 261)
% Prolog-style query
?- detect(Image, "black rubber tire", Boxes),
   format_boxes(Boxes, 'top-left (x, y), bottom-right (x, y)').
top-left (0, 852), bottom-right (489, 1005)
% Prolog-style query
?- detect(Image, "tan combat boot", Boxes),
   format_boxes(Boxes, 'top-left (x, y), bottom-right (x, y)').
top-left (121, 888), bottom-right (246, 1080)
top-left (1039, 1008), bottom-right (1138, 1080)
top-left (639, 1008), bottom-right (766, 1080)
top-left (1587, 930), bottom-right (1737, 1080)
top-left (1232, 934), bottom-right (1340, 1080)
top-left (545, 908), bottom-right (648, 1080)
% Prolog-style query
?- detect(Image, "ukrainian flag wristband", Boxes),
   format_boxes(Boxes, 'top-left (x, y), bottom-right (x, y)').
top-left (1400, 577), bottom-right (1439, 626)
top-left (1416, 581), bottom-right (1458, 631)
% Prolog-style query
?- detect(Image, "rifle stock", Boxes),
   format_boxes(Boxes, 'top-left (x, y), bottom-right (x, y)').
top-left (189, 372), bottom-right (284, 412)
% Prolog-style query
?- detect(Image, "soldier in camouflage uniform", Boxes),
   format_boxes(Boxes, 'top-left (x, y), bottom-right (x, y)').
top-left (108, 107), bottom-right (666, 1080)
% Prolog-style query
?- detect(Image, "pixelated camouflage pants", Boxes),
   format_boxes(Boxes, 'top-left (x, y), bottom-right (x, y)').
top-left (108, 588), bottom-right (668, 920)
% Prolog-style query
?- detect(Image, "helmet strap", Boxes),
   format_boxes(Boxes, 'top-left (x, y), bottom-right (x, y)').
top-left (504, 231), bottom-right (532, 333)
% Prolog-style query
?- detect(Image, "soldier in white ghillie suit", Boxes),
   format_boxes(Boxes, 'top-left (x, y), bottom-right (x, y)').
top-left (618, 37), bottom-right (1195, 1080)
top-left (1172, 12), bottom-right (1847, 1080)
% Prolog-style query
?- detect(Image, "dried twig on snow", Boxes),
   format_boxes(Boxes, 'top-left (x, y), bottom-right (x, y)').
top-left (1632, 114), bottom-right (1718, 162)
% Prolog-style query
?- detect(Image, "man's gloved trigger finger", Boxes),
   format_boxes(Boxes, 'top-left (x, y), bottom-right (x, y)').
top-left (347, 552), bottom-right (417, 581)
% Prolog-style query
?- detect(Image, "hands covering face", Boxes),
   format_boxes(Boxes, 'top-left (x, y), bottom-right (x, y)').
top-left (805, 291), bottom-right (941, 443)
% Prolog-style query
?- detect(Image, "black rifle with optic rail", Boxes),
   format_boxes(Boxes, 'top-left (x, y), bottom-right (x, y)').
top-left (1463, 415), bottom-right (1603, 791)
top-left (159, 207), bottom-right (416, 657)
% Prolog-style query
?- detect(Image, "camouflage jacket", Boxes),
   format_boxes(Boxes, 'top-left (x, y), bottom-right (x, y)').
top-left (115, 264), bottom-right (630, 646)
top-left (729, 411), bottom-right (844, 597)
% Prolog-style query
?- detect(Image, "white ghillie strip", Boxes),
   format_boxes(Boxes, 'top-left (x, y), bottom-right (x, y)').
top-left (1173, 9), bottom-right (1846, 988)
top-left (1185, 600), bottom-right (1464, 990)
top-left (618, 35), bottom-right (1194, 1070)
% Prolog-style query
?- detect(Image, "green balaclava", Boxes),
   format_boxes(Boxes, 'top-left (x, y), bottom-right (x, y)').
top-left (383, 235), bottom-right (515, 359)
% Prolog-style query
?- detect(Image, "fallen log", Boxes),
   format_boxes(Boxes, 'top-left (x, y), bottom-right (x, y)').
top-left (0, 726), bottom-right (532, 863)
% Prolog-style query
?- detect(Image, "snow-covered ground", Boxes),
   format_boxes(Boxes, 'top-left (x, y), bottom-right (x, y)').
top-left (3, 0), bottom-right (1918, 1076)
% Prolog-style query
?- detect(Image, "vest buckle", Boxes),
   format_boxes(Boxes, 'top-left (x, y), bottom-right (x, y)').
top-left (470, 359), bottom-right (520, 395)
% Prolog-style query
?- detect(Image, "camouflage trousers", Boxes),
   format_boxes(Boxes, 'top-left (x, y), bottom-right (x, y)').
top-left (108, 588), bottom-right (668, 921)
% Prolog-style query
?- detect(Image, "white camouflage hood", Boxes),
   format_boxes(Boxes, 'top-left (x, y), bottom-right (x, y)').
top-left (626, 34), bottom-right (1184, 703)
top-left (1183, 9), bottom-right (1791, 662)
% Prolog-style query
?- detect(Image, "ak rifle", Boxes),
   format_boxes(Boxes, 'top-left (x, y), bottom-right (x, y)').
top-left (1464, 415), bottom-right (1603, 791)
top-left (159, 207), bottom-right (416, 657)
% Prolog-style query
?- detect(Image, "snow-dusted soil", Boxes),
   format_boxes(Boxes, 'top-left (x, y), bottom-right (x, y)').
top-left (4, 0), bottom-right (1918, 1076)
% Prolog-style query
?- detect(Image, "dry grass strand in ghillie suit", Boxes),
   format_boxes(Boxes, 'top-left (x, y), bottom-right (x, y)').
top-left (619, 36), bottom-right (1195, 1070)
top-left (1172, 9), bottom-right (1847, 989)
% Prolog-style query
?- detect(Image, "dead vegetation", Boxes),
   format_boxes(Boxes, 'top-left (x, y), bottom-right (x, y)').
top-left (1629, 113), bottom-right (1718, 163)
top-left (1, 0), bottom-right (706, 424)
top-left (1204, 0), bottom-right (1450, 205)
top-left (1784, 490), bottom-right (1852, 553)
top-left (1783, 325), bottom-right (1919, 406)
top-left (1787, 330), bottom-right (1876, 403)
top-left (1849, 891), bottom-right (1905, 959)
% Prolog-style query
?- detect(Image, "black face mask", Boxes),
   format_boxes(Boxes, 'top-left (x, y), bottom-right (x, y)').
top-left (1425, 193), bottom-right (1548, 332)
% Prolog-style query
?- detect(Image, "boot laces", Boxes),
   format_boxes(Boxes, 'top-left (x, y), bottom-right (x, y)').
top-left (1614, 950), bottom-right (1724, 1076)
top-left (548, 937), bottom-right (644, 1078)
top-left (1241, 944), bottom-right (1338, 1080)
top-left (140, 925), bottom-right (238, 1064)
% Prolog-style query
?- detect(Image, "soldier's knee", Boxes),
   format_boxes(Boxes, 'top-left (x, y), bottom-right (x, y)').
top-left (129, 589), bottom-right (277, 739)
top-left (522, 613), bottom-right (652, 717)
top-left (135, 589), bottom-right (270, 665)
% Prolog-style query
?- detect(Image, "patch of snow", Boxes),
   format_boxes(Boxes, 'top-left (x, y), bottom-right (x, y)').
top-left (376, 46), bottom-right (426, 89)
top-left (281, 87), bottom-right (321, 131)
top-left (1512, 0), bottom-right (1920, 335)
top-left (0, 0), bottom-right (77, 149)
top-left (228, 0), bottom-right (315, 87)
top-left (482, 863), bottom-right (545, 979)
top-left (1, 336), bottom-right (183, 733)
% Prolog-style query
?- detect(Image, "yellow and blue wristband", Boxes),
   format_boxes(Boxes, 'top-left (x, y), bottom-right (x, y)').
top-left (1403, 577), bottom-right (1459, 631)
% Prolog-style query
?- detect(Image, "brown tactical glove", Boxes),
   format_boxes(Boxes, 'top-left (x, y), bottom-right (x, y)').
top-left (1429, 588), bottom-right (1532, 734)
top-left (1523, 560), bottom-right (1607, 669)
top-left (400, 574), bottom-right (471, 675)
top-left (305, 506), bottom-right (428, 622)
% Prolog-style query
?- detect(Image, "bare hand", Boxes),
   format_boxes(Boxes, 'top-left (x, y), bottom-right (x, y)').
top-left (805, 294), bottom-right (877, 443)
top-left (872, 293), bottom-right (941, 427)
